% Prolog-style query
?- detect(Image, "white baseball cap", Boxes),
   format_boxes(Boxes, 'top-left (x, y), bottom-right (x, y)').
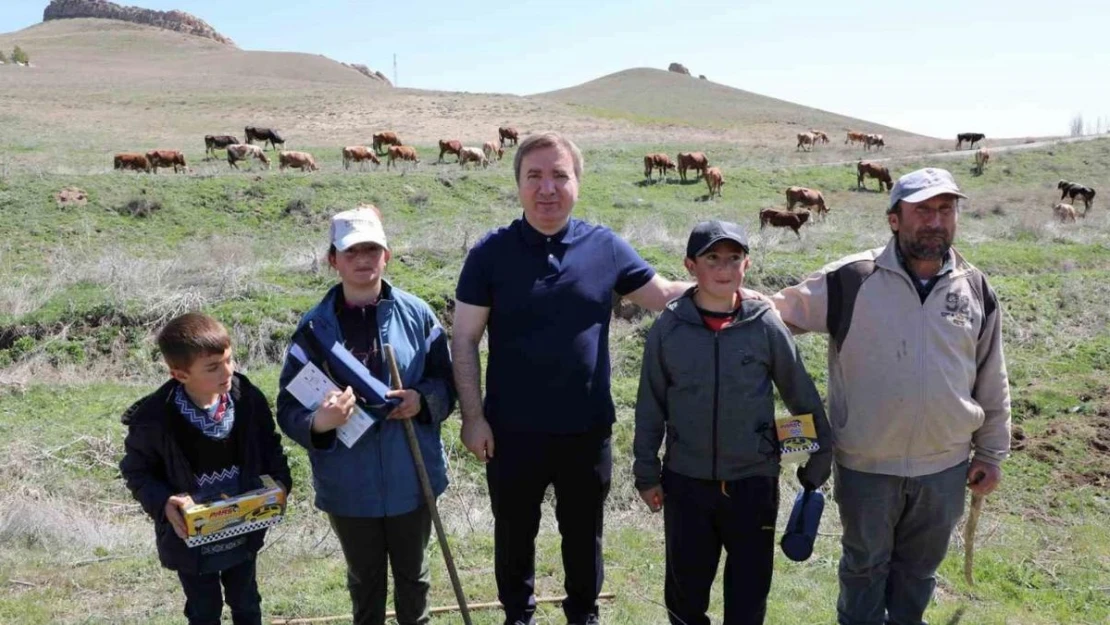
top-left (888, 167), bottom-right (967, 213)
top-left (330, 207), bottom-right (388, 251)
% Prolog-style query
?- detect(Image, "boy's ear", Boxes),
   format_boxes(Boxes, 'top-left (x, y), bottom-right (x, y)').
top-left (168, 367), bottom-right (190, 384)
top-left (683, 257), bottom-right (696, 275)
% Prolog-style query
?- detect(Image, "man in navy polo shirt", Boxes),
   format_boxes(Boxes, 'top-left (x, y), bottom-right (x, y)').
top-left (452, 132), bottom-right (753, 625)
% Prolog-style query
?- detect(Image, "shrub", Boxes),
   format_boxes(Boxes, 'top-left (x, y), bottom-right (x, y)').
top-left (11, 46), bottom-right (28, 65)
top-left (116, 196), bottom-right (162, 218)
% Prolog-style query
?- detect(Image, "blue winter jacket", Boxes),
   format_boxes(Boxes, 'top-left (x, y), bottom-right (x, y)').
top-left (277, 281), bottom-right (455, 517)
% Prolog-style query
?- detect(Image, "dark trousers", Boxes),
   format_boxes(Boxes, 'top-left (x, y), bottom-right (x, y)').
top-left (328, 506), bottom-right (433, 625)
top-left (176, 556), bottom-right (261, 625)
top-left (663, 469), bottom-right (779, 625)
top-left (486, 427), bottom-right (612, 625)
top-left (835, 462), bottom-right (968, 625)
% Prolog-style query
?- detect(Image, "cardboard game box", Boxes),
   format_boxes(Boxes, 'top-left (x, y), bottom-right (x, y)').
top-left (776, 413), bottom-right (820, 464)
top-left (182, 475), bottom-right (286, 548)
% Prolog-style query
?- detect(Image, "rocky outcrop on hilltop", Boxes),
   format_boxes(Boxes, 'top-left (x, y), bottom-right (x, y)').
top-left (42, 0), bottom-right (236, 46)
top-left (342, 63), bottom-right (392, 87)
top-left (668, 62), bottom-right (691, 75)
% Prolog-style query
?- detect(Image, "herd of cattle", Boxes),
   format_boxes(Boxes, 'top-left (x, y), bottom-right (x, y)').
top-left (109, 124), bottom-right (1097, 231)
top-left (642, 137), bottom-right (1097, 237)
top-left (111, 126), bottom-right (524, 174)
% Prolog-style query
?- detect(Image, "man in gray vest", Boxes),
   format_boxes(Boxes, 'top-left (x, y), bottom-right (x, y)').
top-left (771, 167), bottom-right (1012, 625)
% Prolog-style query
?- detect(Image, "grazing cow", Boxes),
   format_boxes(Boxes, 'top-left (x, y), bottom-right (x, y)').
top-left (857, 160), bottom-right (893, 192)
top-left (1058, 180), bottom-right (1096, 211)
top-left (676, 152), bottom-right (709, 182)
top-left (483, 140), bottom-right (504, 162)
top-left (387, 145), bottom-right (420, 170)
top-left (1053, 203), bottom-right (1078, 223)
top-left (438, 139), bottom-right (463, 163)
top-left (226, 143), bottom-right (271, 170)
top-left (846, 131), bottom-right (868, 146)
top-left (499, 126), bottom-right (519, 148)
top-left (204, 134), bottom-right (239, 158)
top-left (810, 130), bottom-right (830, 144)
top-left (278, 150), bottom-right (318, 172)
top-left (146, 149), bottom-right (188, 174)
top-left (459, 147), bottom-right (489, 169)
top-left (865, 134), bottom-right (885, 150)
top-left (956, 132), bottom-right (986, 150)
top-left (113, 153), bottom-right (151, 173)
top-left (372, 131), bottom-right (401, 155)
top-left (975, 148), bottom-right (990, 174)
top-left (244, 126), bottom-right (285, 150)
top-left (643, 153), bottom-right (676, 181)
top-left (342, 146), bottom-right (381, 170)
top-left (786, 186), bottom-right (828, 216)
top-left (796, 132), bottom-right (816, 151)
top-left (704, 167), bottom-right (724, 198)
top-left (760, 208), bottom-right (811, 238)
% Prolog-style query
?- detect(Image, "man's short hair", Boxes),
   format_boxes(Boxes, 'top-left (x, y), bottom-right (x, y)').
top-left (513, 132), bottom-right (584, 185)
top-left (156, 312), bottom-right (231, 371)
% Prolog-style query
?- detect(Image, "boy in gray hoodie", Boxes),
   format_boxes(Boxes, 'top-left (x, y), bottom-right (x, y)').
top-left (634, 220), bottom-right (832, 625)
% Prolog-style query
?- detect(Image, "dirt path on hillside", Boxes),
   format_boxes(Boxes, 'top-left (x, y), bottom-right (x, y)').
top-left (807, 134), bottom-right (1107, 168)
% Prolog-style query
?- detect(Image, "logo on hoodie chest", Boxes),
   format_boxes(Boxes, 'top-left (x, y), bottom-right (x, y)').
top-left (940, 292), bottom-right (973, 328)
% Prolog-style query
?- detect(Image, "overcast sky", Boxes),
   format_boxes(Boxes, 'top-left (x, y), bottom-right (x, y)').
top-left (5, 0), bottom-right (1108, 138)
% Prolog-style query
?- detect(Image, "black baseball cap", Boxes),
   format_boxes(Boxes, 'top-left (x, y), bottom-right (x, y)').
top-left (686, 220), bottom-right (750, 259)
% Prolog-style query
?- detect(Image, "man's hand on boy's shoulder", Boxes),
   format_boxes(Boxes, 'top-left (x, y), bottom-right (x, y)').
top-left (638, 486), bottom-right (664, 513)
top-left (741, 287), bottom-right (771, 305)
top-left (164, 494), bottom-right (194, 539)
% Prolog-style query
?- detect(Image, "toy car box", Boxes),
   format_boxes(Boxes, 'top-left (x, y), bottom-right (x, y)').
top-left (182, 474), bottom-right (286, 548)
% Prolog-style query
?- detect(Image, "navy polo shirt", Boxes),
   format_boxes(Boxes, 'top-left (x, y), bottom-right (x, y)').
top-left (455, 216), bottom-right (655, 434)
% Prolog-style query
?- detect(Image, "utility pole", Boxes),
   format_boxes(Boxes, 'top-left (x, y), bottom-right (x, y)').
top-left (393, 53), bottom-right (398, 87)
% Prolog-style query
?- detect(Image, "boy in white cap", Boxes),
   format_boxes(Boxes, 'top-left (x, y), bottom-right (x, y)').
top-left (771, 169), bottom-right (1012, 625)
top-left (276, 205), bottom-right (455, 625)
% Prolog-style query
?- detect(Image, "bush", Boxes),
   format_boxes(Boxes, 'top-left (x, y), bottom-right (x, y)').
top-left (11, 46), bottom-right (28, 65)
top-left (116, 196), bottom-right (162, 218)
top-left (0, 50), bottom-right (7, 64)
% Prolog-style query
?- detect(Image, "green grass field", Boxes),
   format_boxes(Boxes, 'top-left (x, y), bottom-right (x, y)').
top-left (1, 136), bottom-right (1109, 625)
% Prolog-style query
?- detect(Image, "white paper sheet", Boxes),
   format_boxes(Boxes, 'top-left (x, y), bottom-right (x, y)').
top-left (286, 361), bottom-right (375, 448)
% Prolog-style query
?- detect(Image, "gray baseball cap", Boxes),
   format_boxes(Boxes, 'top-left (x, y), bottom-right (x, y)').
top-left (887, 167), bottom-right (967, 213)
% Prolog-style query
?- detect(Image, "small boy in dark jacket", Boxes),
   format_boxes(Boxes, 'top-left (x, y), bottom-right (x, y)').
top-left (119, 312), bottom-right (292, 625)
top-left (633, 220), bottom-right (833, 625)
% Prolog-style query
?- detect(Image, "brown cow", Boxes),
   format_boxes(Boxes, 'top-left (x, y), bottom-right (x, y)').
top-left (342, 146), bottom-right (381, 170)
top-left (704, 167), bottom-right (724, 198)
top-left (845, 131), bottom-right (868, 146)
top-left (975, 148), bottom-right (990, 174)
top-left (864, 134), bottom-right (885, 150)
top-left (278, 150), bottom-right (318, 172)
top-left (387, 145), bottom-right (420, 170)
top-left (438, 139), bottom-right (463, 162)
top-left (796, 132), bottom-right (816, 151)
top-left (113, 153), bottom-right (151, 173)
top-left (226, 144), bottom-right (271, 170)
top-left (643, 153), bottom-right (675, 181)
top-left (459, 147), bottom-right (489, 169)
top-left (1053, 203), bottom-right (1077, 223)
top-left (857, 161), bottom-right (893, 192)
top-left (373, 131), bottom-right (401, 154)
top-left (810, 130), bottom-right (830, 144)
top-left (483, 140), bottom-right (504, 162)
top-left (499, 126), bottom-right (519, 148)
top-left (676, 152), bottom-right (709, 182)
top-left (146, 150), bottom-right (188, 174)
top-left (204, 134), bottom-right (239, 158)
top-left (760, 208), bottom-right (811, 238)
top-left (786, 186), bottom-right (828, 217)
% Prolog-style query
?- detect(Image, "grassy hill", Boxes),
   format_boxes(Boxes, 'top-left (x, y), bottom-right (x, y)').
top-left (0, 134), bottom-right (1108, 624)
top-left (536, 67), bottom-right (912, 138)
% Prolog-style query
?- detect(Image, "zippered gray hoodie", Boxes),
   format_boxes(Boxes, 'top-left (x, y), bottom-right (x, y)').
top-left (633, 289), bottom-right (833, 490)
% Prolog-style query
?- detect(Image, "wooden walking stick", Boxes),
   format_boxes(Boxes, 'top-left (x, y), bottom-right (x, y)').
top-left (384, 344), bottom-right (473, 625)
top-left (963, 491), bottom-right (985, 586)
